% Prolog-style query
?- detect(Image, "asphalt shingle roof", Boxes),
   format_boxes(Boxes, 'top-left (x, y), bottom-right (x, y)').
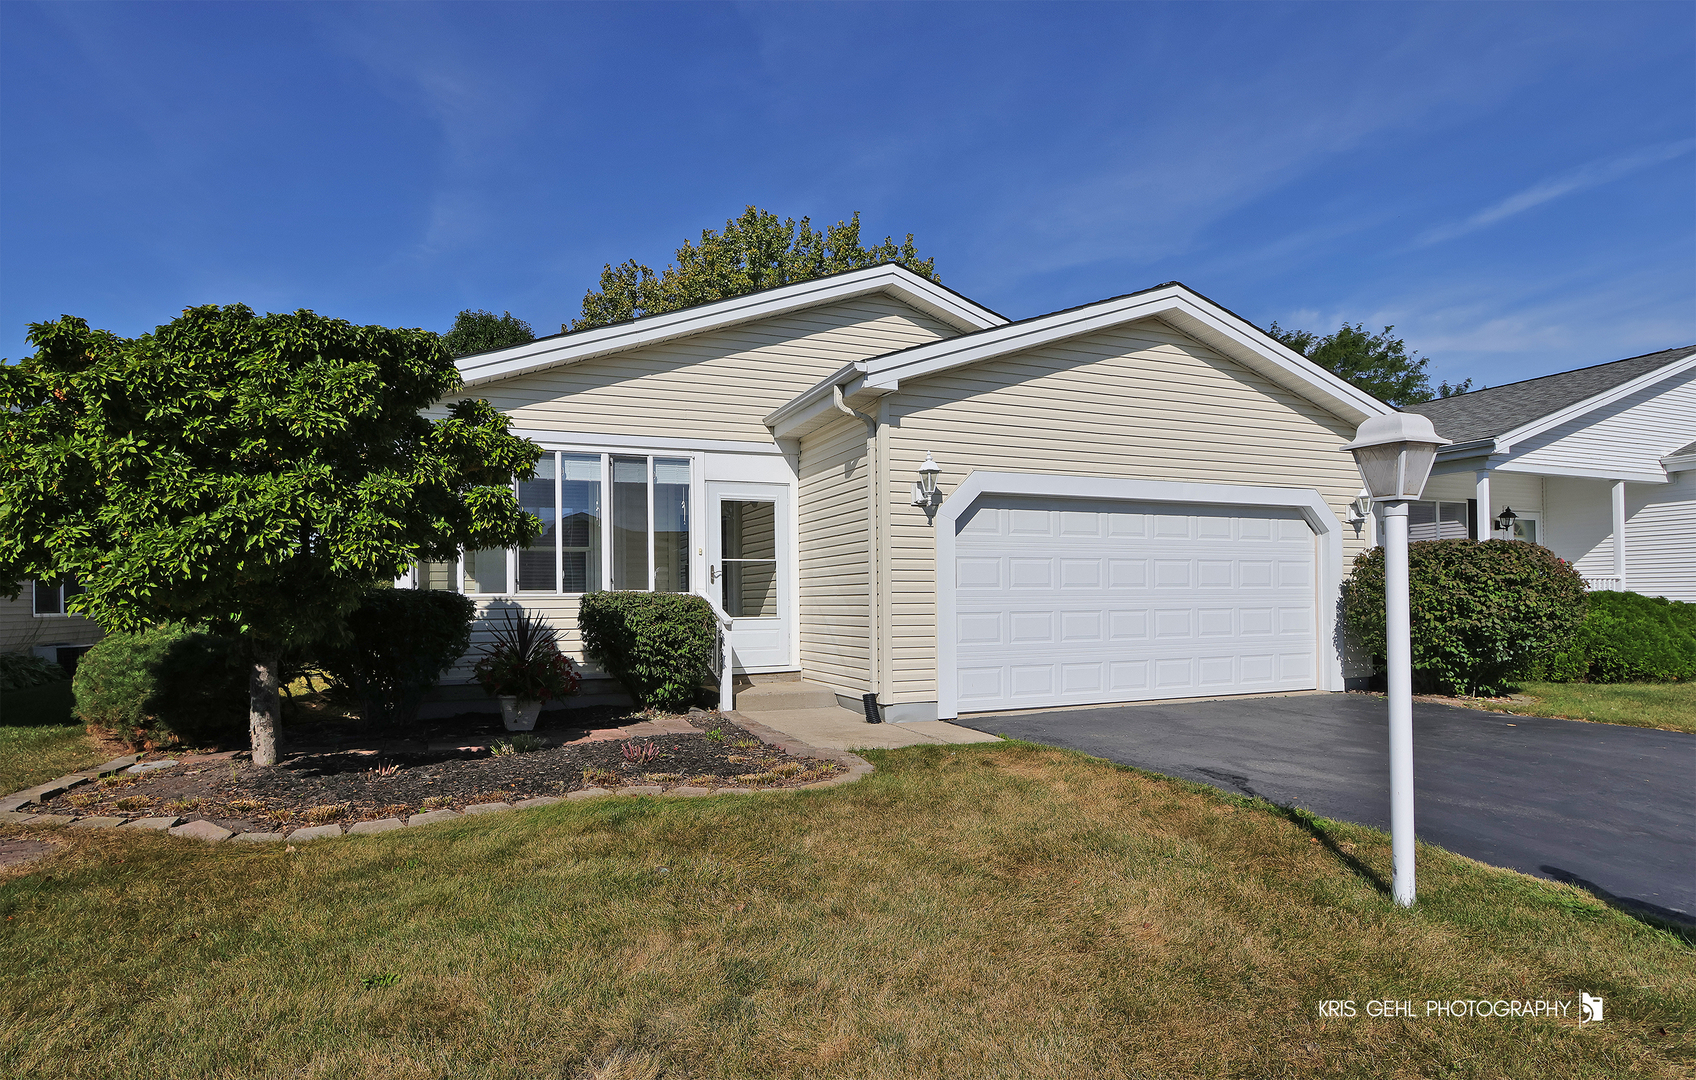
top-left (1403, 345), bottom-right (1696, 445)
top-left (1669, 440), bottom-right (1696, 459)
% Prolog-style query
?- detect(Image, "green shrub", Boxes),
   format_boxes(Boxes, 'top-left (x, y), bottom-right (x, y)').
top-left (0, 651), bottom-right (67, 692)
top-left (72, 625), bottom-right (249, 749)
top-left (315, 587), bottom-right (476, 725)
top-left (1539, 590), bottom-right (1696, 683)
top-left (578, 592), bottom-right (716, 711)
top-left (1342, 539), bottom-right (1587, 696)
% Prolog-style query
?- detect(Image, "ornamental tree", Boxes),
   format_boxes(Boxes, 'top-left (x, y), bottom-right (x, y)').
top-left (0, 305), bottom-right (542, 765)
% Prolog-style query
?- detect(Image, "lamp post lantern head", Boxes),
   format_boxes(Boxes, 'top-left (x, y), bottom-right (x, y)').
top-left (1341, 413), bottom-right (1451, 503)
top-left (1496, 506), bottom-right (1518, 536)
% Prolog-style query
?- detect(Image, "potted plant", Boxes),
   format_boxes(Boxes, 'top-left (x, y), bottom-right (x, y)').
top-left (472, 609), bottom-right (582, 730)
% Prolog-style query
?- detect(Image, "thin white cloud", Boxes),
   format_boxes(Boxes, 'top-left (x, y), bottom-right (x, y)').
top-left (1416, 139), bottom-right (1696, 246)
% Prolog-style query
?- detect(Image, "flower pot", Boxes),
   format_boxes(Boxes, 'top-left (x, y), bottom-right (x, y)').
top-left (498, 695), bottom-right (542, 732)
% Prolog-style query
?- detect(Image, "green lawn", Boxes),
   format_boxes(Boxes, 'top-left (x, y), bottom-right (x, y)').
top-left (1472, 681), bottom-right (1696, 735)
top-left (1, 742), bottom-right (1689, 1079)
top-left (0, 682), bottom-right (106, 795)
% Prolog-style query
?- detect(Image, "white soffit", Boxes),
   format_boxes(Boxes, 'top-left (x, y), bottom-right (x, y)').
top-left (454, 264), bottom-right (1007, 390)
top-left (858, 285), bottom-right (1392, 424)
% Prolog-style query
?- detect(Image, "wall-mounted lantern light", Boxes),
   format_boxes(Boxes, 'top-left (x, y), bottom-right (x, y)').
top-left (1341, 411), bottom-right (1450, 909)
top-left (1346, 495), bottom-right (1371, 537)
top-left (1495, 506), bottom-right (1518, 538)
top-left (911, 452), bottom-right (942, 507)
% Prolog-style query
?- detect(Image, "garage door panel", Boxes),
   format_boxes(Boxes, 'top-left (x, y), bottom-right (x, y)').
top-left (956, 496), bottom-right (1317, 711)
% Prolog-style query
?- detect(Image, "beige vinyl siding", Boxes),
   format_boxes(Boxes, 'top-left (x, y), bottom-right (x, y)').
top-left (1, 589), bottom-right (105, 655)
top-left (797, 413), bottom-right (872, 693)
top-left (876, 317), bottom-right (1368, 704)
top-left (450, 295), bottom-right (958, 441)
top-left (439, 595), bottom-right (599, 685)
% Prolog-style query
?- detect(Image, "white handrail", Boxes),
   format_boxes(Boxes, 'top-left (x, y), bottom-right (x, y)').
top-left (701, 592), bottom-right (735, 712)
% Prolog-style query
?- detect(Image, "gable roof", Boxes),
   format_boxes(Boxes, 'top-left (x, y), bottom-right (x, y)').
top-left (1404, 345), bottom-right (1696, 447)
top-left (453, 263), bottom-right (1007, 390)
top-left (765, 281), bottom-right (1394, 438)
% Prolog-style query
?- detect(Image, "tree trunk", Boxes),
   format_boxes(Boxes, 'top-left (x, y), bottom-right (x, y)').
top-left (250, 652), bottom-right (281, 767)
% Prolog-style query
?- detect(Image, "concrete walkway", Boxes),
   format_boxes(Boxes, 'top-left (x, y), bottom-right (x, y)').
top-left (730, 681), bottom-right (1002, 752)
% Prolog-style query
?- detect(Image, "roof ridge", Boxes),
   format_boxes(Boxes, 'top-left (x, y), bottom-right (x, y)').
top-left (1414, 344), bottom-right (1696, 404)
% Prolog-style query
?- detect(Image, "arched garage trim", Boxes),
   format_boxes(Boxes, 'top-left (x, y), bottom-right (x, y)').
top-left (934, 471), bottom-right (1346, 719)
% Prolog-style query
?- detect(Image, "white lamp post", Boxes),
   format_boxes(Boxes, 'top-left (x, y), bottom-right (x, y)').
top-left (1341, 413), bottom-right (1450, 907)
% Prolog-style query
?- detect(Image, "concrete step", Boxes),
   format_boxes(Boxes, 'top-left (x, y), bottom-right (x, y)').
top-left (731, 680), bottom-right (842, 712)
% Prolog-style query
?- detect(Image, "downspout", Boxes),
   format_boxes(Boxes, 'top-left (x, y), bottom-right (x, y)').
top-left (832, 383), bottom-right (883, 706)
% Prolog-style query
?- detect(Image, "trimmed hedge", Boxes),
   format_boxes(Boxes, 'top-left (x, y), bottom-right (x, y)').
top-left (578, 592), bottom-right (716, 711)
top-left (1539, 590), bottom-right (1696, 683)
top-left (1343, 539), bottom-right (1587, 696)
top-left (0, 651), bottom-right (67, 693)
top-left (72, 625), bottom-right (249, 749)
top-left (315, 587), bottom-right (476, 725)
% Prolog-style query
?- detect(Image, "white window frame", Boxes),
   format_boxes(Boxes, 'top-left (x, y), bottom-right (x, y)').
top-left (432, 446), bottom-right (704, 599)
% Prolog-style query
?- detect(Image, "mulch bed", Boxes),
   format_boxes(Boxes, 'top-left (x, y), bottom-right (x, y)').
top-left (35, 706), bottom-right (842, 835)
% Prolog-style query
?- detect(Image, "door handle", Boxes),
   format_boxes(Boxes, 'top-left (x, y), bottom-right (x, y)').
top-left (709, 565), bottom-right (719, 583)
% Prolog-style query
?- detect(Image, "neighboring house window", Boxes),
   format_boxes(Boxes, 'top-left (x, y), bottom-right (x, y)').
top-left (1408, 500), bottom-right (1470, 541)
top-left (33, 576), bottom-right (81, 616)
top-left (418, 451), bottom-right (687, 596)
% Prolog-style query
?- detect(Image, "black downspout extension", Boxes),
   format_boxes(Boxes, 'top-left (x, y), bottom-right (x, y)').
top-left (861, 692), bottom-right (883, 724)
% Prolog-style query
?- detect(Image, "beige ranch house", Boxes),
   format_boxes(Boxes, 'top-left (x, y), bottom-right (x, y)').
top-left (413, 264), bottom-right (1398, 720)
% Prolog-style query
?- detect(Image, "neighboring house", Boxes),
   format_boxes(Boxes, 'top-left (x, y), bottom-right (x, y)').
top-left (0, 578), bottom-right (105, 667)
top-left (413, 264), bottom-right (1395, 719)
top-left (1404, 346), bottom-right (1696, 602)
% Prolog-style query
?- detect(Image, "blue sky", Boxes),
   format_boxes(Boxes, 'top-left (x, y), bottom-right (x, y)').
top-left (2, 1), bottom-right (1692, 389)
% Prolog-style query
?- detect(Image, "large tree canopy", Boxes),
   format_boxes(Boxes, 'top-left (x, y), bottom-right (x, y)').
top-left (572, 206), bottom-right (939, 331)
top-left (1267, 321), bottom-right (1473, 407)
top-left (441, 308), bottom-right (534, 357)
top-left (0, 305), bottom-right (542, 763)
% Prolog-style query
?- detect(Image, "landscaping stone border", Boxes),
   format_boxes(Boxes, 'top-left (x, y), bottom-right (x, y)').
top-left (0, 714), bottom-right (873, 847)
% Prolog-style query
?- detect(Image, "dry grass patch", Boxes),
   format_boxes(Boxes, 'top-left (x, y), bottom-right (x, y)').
top-left (0, 742), bottom-right (1688, 1079)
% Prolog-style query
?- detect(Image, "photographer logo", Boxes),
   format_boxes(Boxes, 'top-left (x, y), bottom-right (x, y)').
top-left (1580, 993), bottom-right (1604, 1024)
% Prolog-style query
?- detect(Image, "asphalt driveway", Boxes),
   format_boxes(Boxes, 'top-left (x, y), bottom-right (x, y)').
top-left (956, 694), bottom-right (1696, 923)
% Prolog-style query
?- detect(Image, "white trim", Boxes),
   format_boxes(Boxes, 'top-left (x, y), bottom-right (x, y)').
top-left (861, 286), bottom-right (1393, 423)
top-left (505, 428), bottom-right (784, 455)
top-left (1493, 460), bottom-right (1669, 484)
top-left (455, 265), bottom-right (1006, 389)
top-left (933, 471), bottom-right (1346, 720)
top-left (1664, 450), bottom-right (1696, 472)
top-left (767, 285), bottom-right (1394, 440)
top-left (1490, 352), bottom-right (1696, 453)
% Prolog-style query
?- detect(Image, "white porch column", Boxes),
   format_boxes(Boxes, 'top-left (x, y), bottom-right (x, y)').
top-left (1474, 469), bottom-right (1492, 539)
top-left (1611, 480), bottom-right (1627, 591)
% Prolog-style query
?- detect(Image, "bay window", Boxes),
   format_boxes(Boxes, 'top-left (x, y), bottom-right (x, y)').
top-left (419, 451), bottom-right (687, 596)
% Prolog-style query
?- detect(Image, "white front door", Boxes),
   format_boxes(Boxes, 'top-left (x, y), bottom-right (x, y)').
top-left (706, 481), bottom-right (792, 671)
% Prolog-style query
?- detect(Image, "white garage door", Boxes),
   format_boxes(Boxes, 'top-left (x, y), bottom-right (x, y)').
top-left (955, 495), bottom-right (1318, 712)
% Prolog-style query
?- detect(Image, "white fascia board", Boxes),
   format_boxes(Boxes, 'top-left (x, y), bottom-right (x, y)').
top-left (455, 265), bottom-right (1005, 390)
top-left (504, 427), bottom-right (784, 455)
top-left (1663, 451), bottom-right (1696, 472)
top-left (1491, 353), bottom-right (1696, 453)
top-left (932, 471), bottom-right (1347, 719)
top-left (855, 286), bottom-right (1393, 426)
top-left (1493, 460), bottom-right (1669, 485)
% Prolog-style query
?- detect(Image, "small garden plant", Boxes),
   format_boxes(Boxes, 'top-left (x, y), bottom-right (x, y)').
top-left (473, 609), bottom-right (582, 703)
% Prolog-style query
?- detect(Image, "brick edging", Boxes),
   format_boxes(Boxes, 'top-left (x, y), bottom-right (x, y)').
top-left (0, 717), bottom-right (874, 847)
